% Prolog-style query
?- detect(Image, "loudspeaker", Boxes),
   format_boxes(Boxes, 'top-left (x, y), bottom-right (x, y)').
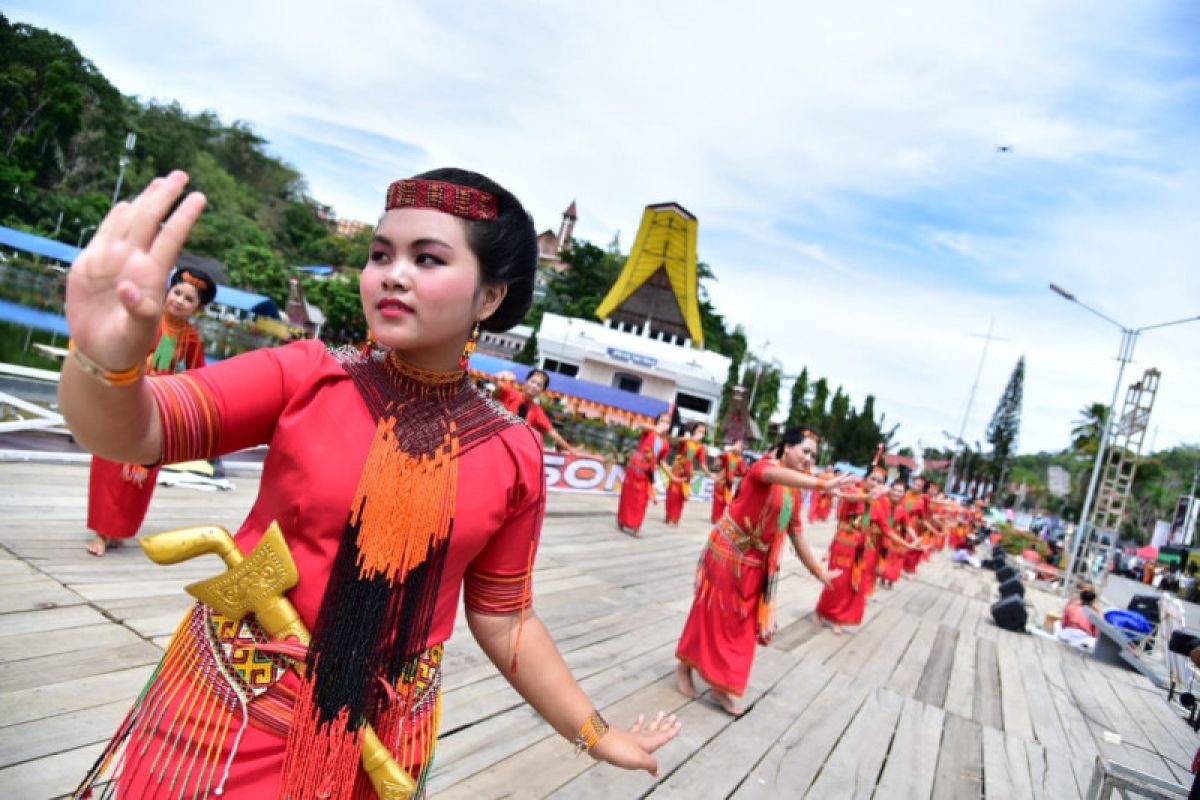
top-left (995, 565), bottom-right (1018, 583)
top-left (991, 594), bottom-right (1027, 631)
top-left (998, 577), bottom-right (1025, 598)
top-left (1128, 594), bottom-right (1161, 624)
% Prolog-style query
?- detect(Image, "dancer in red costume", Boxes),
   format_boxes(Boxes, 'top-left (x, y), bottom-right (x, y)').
top-left (664, 452), bottom-right (692, 525)
top-left (710, 439), bottom-right (747, 523)
top-left (616, 411), bottom-right (672, 536)
top-left (492, 368), bottom-right (583, 453)
top-left (674, 427), bottom-right (854, 715)
top-left (875, 478), bottom-right (918, 589)
top-left (814, 465), bottom-right (887, 633)
top-left (85, 265), bottom-right (215, 556)
top-left (667, 421), bottom-right (713, 523)
top-left (63, 169), bottom-right (680, 800)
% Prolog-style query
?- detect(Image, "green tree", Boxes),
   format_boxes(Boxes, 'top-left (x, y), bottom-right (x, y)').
top-left (1071, 402), bottom-right (1108, 456)
top-left (225, 243), bottom-right (292, 307)
top-left (987, 356), bottom-right (1025, 501)
top-left (513, 329), bottom-right (539, 365)
top-left (809, 378), bottom-right (830, 430)
top-left (302, 272), bottom-right (364, 344)
top-left (785, 367), bottom-right (810, 427)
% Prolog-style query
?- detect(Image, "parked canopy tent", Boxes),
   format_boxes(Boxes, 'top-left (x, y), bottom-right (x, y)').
top-left (212, 285), bottom-right (280, 318)
top-left (0, 224), bottom-right (82, 264)
top-left (0, 299), bottom-right (69, 336)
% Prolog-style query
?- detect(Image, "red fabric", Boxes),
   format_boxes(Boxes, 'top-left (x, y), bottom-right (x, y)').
top-left (1062, 602), bottom-right (1097, 636)
top-left (874, 498), bottom-right (911, 583)
top-left (616, 428), bottom-right (668, 532)
top-left (815, 524), bottom-right (869, 625)
top-left (710, 452), bottom-right (746, 523)
top-left (109, 341), bottom-right (545, 799)
top-left (665, 480), bottom-right (686, 523)
top-left (86, 318), bottom-right (205, 540)
top-left (676, 460), bottom-right (797, 697)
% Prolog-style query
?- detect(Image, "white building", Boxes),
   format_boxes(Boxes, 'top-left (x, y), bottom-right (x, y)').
top-left (537, 311), bottom-right (730, 427)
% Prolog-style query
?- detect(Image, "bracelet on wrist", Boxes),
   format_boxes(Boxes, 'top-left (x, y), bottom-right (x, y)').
top-left (68, 342), bottom-right (145, 387)
top-left (572, 710), bottom-right (609, 756)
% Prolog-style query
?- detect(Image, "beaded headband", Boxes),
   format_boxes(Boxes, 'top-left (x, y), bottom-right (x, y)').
top-left (385, 178), bottom-right (499, 221)
top-left (180, 272), bottom-right (211, 290)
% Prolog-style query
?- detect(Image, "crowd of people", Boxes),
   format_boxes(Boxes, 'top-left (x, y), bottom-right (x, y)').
top-left (62, 167), bottom-right (999, 799)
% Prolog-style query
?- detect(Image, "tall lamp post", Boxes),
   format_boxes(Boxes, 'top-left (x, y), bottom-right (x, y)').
top-left (1050, 283), bottom-right (1199, 595)
top-left (111, 132), bottom-right (137, 205)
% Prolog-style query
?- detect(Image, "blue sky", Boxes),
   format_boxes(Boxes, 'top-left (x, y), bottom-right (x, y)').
top-left (9, 1), bottom-right (1198, 457)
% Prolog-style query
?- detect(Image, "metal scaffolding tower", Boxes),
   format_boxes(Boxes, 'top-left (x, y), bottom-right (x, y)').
top-left (1071, 368), bottom-right (1161, 589)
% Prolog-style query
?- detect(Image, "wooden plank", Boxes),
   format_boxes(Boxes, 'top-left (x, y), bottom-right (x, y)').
top-left (0, 741), bottom-right (104, 799)
top-left (849, 613), bottom-right (919, 687)
top-left (1039, 645), bottom-right (1102, 792)
top-left (931, 712), bottom-right (983, 800)
top-left (635, 659), bottom-right (832, 799)
top-left (802, 687), bottom-right (905, 799)
top-left (730, 671), bottom-right (872, 798)
top-left (0, 623), bottom-right (143, 663)
top-left (943, 630), bottom-right (977, 720)
top-left (874, 696), bottom-right (944, 798)
top-left (0, 699), bottom-right (128, 769)
top-left (0, 604), bottom-right (109, 637)
top-left (0, 640), bottom-right (162, 694)
top-left (982, 726), bottom-right (1037, 800)
top-left (1024, 739), bottom-right (1081, 800)
top-left (886, 618), bottom-right (939, 698)
top-left (995, 634), bottom-right (1035, 740)
top-left (973, 637), bottom-right (1003, 730)
top-left (914, 624), bottom-right (958, 708)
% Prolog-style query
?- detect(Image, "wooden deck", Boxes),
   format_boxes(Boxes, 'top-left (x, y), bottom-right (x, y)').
top-left (1, 459), bottom-right (1194, 798)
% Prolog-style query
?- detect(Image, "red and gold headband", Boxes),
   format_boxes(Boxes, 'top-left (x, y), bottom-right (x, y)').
top-left (386, 178), bottom-right (498, 221)
top-left (180, 271), bottom-right (210, 290)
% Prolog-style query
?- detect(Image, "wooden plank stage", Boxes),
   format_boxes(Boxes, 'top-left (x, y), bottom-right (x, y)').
top-left (1, 459), bottom-right (1195, 798)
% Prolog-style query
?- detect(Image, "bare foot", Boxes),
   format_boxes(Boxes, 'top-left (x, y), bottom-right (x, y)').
top-left (675, 662), bottom-right (700, 699)
top-left (710, 689), bottom-right (745, 716)
top-left (86, 534), bottom-right (107, 557)
top-left (832, 623), bottom-right (843, 636)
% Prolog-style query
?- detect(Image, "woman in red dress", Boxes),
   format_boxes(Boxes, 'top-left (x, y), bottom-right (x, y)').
top-left (875, 478), bottom-right (917, 589)
top-left (84, 265), bottom-right (214, 556)
top-left (814, 465), bottom-right (887, 633)
top-left (491, 368), bottom-right (583, 453)
top-left (664, 452), bottom-right (692, 525)
top-left (710, 439), bottom-right (747, 523)
top-left (616, 411), bottom-right (672, 536)
top-left (62, 169), bottom-right (679, 799)
top-left (674, 427), bottom-right (853, 715)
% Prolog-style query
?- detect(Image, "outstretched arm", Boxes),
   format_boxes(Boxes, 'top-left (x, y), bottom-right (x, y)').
top-left (468, 609), bottom-right (681, 774)
top-left (763, 466), bottom-right (856, 493)
top-left (789, 531), bottom-right (835, 588)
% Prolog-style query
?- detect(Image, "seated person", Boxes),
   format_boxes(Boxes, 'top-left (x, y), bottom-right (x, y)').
top-left (1057, 585), bottom-right (1098, 649)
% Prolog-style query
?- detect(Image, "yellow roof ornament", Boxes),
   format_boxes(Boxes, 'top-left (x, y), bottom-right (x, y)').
top-left (594, 203), bottom-right (703, 347)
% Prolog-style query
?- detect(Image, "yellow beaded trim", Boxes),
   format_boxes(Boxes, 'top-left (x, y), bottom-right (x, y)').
top-left (572, 710), bottom-right (609, 756)
top-left (383, 350), bottom-right (466, 385)
top-left (68, 342), bottom-right (145, 387)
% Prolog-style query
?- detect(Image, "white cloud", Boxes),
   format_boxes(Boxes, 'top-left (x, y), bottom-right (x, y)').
top-left (8, 0), bottom-right (1198, 453)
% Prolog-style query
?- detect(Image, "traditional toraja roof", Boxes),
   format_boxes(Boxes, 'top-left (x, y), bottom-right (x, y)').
top-left (594, 203), bottom-right (703, 347)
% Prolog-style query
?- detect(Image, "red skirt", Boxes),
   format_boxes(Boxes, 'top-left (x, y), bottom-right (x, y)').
top-left (881, 546), bottom-right (905, 582)
top-left (665, 481), bottom-right (686, 523)
top-left (88, 456), bottom-right (160, 539)
top-left (617, 460), bottom-right (653, 532)
top-left (815, 529), bottom-right (869, 625)
top-left (903, 547), bottom-right (922, 573)
top-left (675, 532), bottom-right (764, 697)
top-left (711, 485), bottom-right (729, 524)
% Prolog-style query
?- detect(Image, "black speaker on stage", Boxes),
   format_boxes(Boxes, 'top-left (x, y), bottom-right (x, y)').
top-left (998, 577), bottom-right (1025, 598)
top-left (995, 565), bottom-right (1018, 583)
top-left (991, 594), bottom-right (1027, 631)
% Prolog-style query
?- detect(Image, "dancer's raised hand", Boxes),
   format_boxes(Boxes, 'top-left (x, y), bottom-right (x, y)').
top-left (65, 171), bottom-right (206, 370)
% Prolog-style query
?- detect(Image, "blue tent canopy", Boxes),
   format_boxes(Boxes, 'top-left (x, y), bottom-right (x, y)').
top-left (296, 265), bottom-right (336, 277)
top-left (469, 351), bottom-right (670, 419)
top-left (0, 224), bottom-right (83, 264)
top-left (212, 285), bottom-right (280, 318)
top-left (0, 299), bottom-right (70, 336)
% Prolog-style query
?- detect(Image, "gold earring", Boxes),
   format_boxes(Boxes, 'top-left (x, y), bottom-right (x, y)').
top-left (459, 322), bottom-right (480, 369)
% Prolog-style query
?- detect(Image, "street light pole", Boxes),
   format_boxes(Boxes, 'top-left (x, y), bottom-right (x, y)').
top-left (1050, 283), bottom-right (1199, 595)
top-left (111, 132), bottom-right (137, 205)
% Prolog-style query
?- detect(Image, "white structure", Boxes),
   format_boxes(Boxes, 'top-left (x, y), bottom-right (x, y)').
top-left (537, 312), bottom-right (730, 426)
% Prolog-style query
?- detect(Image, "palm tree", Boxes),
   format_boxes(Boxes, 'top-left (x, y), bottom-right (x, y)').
top-left (1071, 403), bottom-right (1108, 456)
